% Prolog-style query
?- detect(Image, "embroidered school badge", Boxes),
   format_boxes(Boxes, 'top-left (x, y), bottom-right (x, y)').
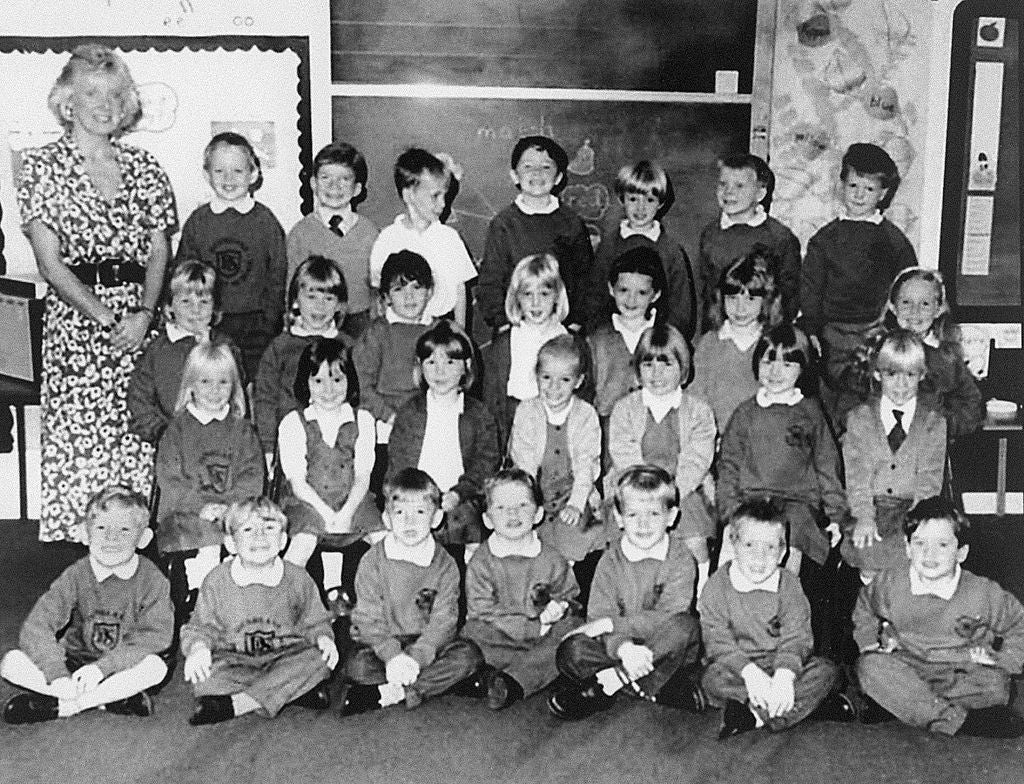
top-left (244, 630), bottom-right (277, 656)
top-left (91, 622), bottom-right (121, 651)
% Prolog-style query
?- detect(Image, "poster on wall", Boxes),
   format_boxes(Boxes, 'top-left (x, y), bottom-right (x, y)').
top-left (0, 0), bottom-right (331, 280)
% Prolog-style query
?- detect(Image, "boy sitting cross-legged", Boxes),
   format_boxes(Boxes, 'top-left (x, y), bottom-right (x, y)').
top-left (340, 468), bottom-right (484, 715)
top-left (548, 464), bottom-right (705, 719)
top-left (463, 468), bottom-right (583, 710)
top-left (2, 486), bottom-right (172, 724)
top-left (854, 496), bottom-right (1024, 738)
top-left (181, 497), bottom-right (338, 725)
top-left (698, 498), bottom-right (856, 739)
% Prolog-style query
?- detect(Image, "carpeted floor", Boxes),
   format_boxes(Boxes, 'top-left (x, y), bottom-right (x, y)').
top-left (1, 517), bottom-right (1022, 784)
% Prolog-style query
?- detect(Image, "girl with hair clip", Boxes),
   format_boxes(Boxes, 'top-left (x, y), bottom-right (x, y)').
top-left (388, 320), bottom-right (500, 560)
top-left (128, 260), bottom-right (243, 445)
top-left (175, 131), bottom-right (287, 380)
top-left (717, 324), bottom-right (846, 578)
top-left (155, 342), bottom-right (264, 630)
top-left (692, 246), bottom-right (783, 434)
top-left (880, 267), bottom-right (982, 440)
top-left (254, 255), bottom-right (351, 471)
top-left (481, 253), bottom-right (569, 448)
top-left (606, 323), bottom-right (716, 595)
top-left (277, 338), bottom-right (382, 588)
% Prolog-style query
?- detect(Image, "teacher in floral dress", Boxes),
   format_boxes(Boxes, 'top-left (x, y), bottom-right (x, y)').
top-left (17, 44), bottom-right (178, 542)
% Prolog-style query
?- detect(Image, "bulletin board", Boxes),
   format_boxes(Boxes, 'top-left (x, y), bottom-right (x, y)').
top-left (939, 0), bottom-right (1022, 325)
top-left (0, 0), bottom-right (332, 279)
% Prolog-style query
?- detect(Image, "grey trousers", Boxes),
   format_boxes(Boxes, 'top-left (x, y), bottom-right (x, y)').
top-left (195, 645), bottom-right (329, 717)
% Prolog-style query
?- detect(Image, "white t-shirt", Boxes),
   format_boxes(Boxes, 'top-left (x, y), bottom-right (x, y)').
top-left (369, 215), bottom-right (478, 317)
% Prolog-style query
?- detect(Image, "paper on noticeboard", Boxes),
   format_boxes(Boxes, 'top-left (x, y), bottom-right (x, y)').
top-left (962, 195), bottom-right (994, 275)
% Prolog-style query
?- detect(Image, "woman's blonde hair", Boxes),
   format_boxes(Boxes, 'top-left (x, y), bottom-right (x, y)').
top-left (504, 253), bottom-right (569, 326)
top-left (48, 44), bottom-right (142, 136)
top-left (174, 342), bottom-right (246, 417)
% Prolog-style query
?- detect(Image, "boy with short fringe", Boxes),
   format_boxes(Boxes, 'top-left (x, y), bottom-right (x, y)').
top-left (286, 141), bottom-right (378, 339)
top-left (340, 468), bottom-right (484, 715)
top-left (2, 487), bottom-right (172, 724)
top-left (854, 497), bottom-right (1024, 738)
top-left (181, 498), bottom-right (337, 725)
top-left (699, 498), bottom-right (855, 739)
top-left (478, 135), bottom-right (594, 333)
top-left (548, 465), bottom-right (705, 720)
top-left (589, 160), bottom-right (697, 339)
top-left (696, 153), bottom-right (801, 332)
top-left (464, 468), bottom-right (582, 710)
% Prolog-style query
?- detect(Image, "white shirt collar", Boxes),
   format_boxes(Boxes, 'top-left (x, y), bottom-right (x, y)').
top-left (290, 319), bottom-right (339, 338)
top-left (230, 556), bottom-right (284, 587)
top-left (515, 194), bottom-right (560, 215)
top-left (909, 565), bottom-right (961, 600)
top-left (89, 554), bottom-right (139, 582)
top-left (756, 387), bottom-right (804, 408)
top-left (385, 306), bottom-right (433, 325)
top-left (720, 205), bottom-right (767, 229)
top-left (187, 401), bottom-right (230, 424)
top-left (728, 560), bottom-right (780, 593)
top-left (166, 322), bottom-right (209, 344)
top-left (612, 311), bottom-right (656, 353)
top-left (383, 532), bottom-right (436, 567)
top-left (642, 387), bottom-right (682, 423)
top-left (487, 531), bottom-right (542, 558)
top-left (303, 402), bottom-right (355, 424)
top-left (619, 219), bottom-right (661, 242)
top-left (840, 210), bottom-right (884, 224)
top-left (209, 195), bottom-right (255, 215)
top-left (544, 397), bottom-right (574, 426)
top-left (426, 389), bottom-right (465, 414)
top-left (718, 319), bottom-right (762, 352)
top-left (621, 533), bottom-right (669, 562)
top-left (880, 394), bottom-right (917, 433)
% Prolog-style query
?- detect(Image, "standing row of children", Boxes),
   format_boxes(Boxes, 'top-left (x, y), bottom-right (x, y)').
top-left (3, 129), bottom-right (1017, 741)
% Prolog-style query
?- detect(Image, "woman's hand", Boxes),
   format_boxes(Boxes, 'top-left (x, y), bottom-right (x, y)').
top-left (109, 310), bottom-right (150, 352)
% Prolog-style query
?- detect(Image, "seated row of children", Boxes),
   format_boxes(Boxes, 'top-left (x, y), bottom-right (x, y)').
top-left (4, 472), bottom-right (1022, 742)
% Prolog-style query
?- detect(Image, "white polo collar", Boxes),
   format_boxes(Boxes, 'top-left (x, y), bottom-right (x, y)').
top-left (89, 554), bottom-right (140, 582)
top-left (209, 195), bottom-right (255, 215)
top-left (515, 194), bottom-right (559, 215)
top-left (383, 533), bottom-right (436, 567)
top-left (385, 307), bottom-right (433, 326)
top-left (187, 402), bottom-right (230, 424)
top-left (642, 387), bottom-right (682, 423)
top-left (756, 388), bottom-right (804, 408)
top-left (840, 210), bottom-right (884, 224)
top-left (487, 532), bottom-right (542, 558)
top-left (620, 219), bottom-right (661, 241)
top-left (909, 565), bottom-right (961, 600)
top-left (728, 560), bottom-right (780, 593)
top-left (720, 205), bottom-right (767, 229)
top-left (166, 322), bottom-right (208, 344)
top-left (290, 319), bottom-right (339, 338)
top-left (621, 534), bottom-right (669, 562)
top-left (231, 556), bottom-right (284, 587)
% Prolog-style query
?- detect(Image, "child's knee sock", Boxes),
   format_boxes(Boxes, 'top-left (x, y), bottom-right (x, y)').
top-left (320, 551), bottom-right (345, 592)
top-left (595, 668), bottom-right (625, 696)
top-left (231, 692), bottom-right (261, 716)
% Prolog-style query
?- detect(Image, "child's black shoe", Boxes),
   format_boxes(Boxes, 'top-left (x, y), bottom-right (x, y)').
top-left (189, 695), bottom-right (235, 726)
top-left (654, 669), bottom-right (708, 713)
top-left (547, 678), bottom-right (615, 720)
top-left (3, 693), bottom-right (59, 725)
top-left (957, 704), bottom-right (1024, 738)
top-left (808, 691), bottom-right (857, 723)
top-left (859, 695), bottom-right (896, 725)
top-left (450, 665), bottom-right (494, 699)
top-left (339, 684), bottom-right (382, 716)
top-left (104, 691), bottom-right (155, 717)
top-left (487, 670), bottom-right (524, 711)
top-left (290, 679), bottom-right (332, 711)
top-left (718, 699), bottom-right (757, 739)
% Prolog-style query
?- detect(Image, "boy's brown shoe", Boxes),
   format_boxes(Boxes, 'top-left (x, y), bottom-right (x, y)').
top-left (3, 693), bottom-right (59, 725)
top-left (807, 691), bottom-right (857, 723)
top-left (957, 705), bottom-right (1024, 738)
top-left (189, 695), bottom-right (235, 726)
top-left (291, 680), bottom-right (332, 711)
top-left (104, 691), bottom-right (155, 717)
top-left (487, 671), bottom-right (524, 710)
top-left (718, 699), bottom-right (757, 739)
top-left (338, 684), bottom-right (382, 716)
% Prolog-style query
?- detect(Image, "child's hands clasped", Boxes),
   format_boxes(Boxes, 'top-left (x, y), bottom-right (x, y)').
top-left (969, 645), bottom-right (997, 666)
top-left (765, 669), bottom-right (796, 718)
top-left (852, 520), bottom-right (882, 549)
top-left (317, 634), bottom-right (340, 669)
top-left (741, 663), bottom-right (774, 712)
top-left (385, 652), bottom-right (420, 686)
top-left (559, 505), bottom-right (582, 528)
top-left (71, 663), bottom-right (104, 694)
top-left (616, 641), bottom-right (654, 682)
top-left (184, 643), bottom-right (213, 684)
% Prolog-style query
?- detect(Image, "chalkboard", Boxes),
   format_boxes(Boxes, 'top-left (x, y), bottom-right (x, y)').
top-left (333, 96), bottom-right (750, 260)
top-left (330, 0), bottom-right (757, 92)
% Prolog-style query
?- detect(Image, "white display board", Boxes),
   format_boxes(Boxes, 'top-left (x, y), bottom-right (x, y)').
top-left (0, 0), bottom-right (331, 278)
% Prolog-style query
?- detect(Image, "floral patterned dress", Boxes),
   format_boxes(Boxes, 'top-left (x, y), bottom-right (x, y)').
top-left (17, 134), bottom-right (178, 542)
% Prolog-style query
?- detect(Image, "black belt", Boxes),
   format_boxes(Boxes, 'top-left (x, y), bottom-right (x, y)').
top-left (71, 260), bottom-right (146, 287)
